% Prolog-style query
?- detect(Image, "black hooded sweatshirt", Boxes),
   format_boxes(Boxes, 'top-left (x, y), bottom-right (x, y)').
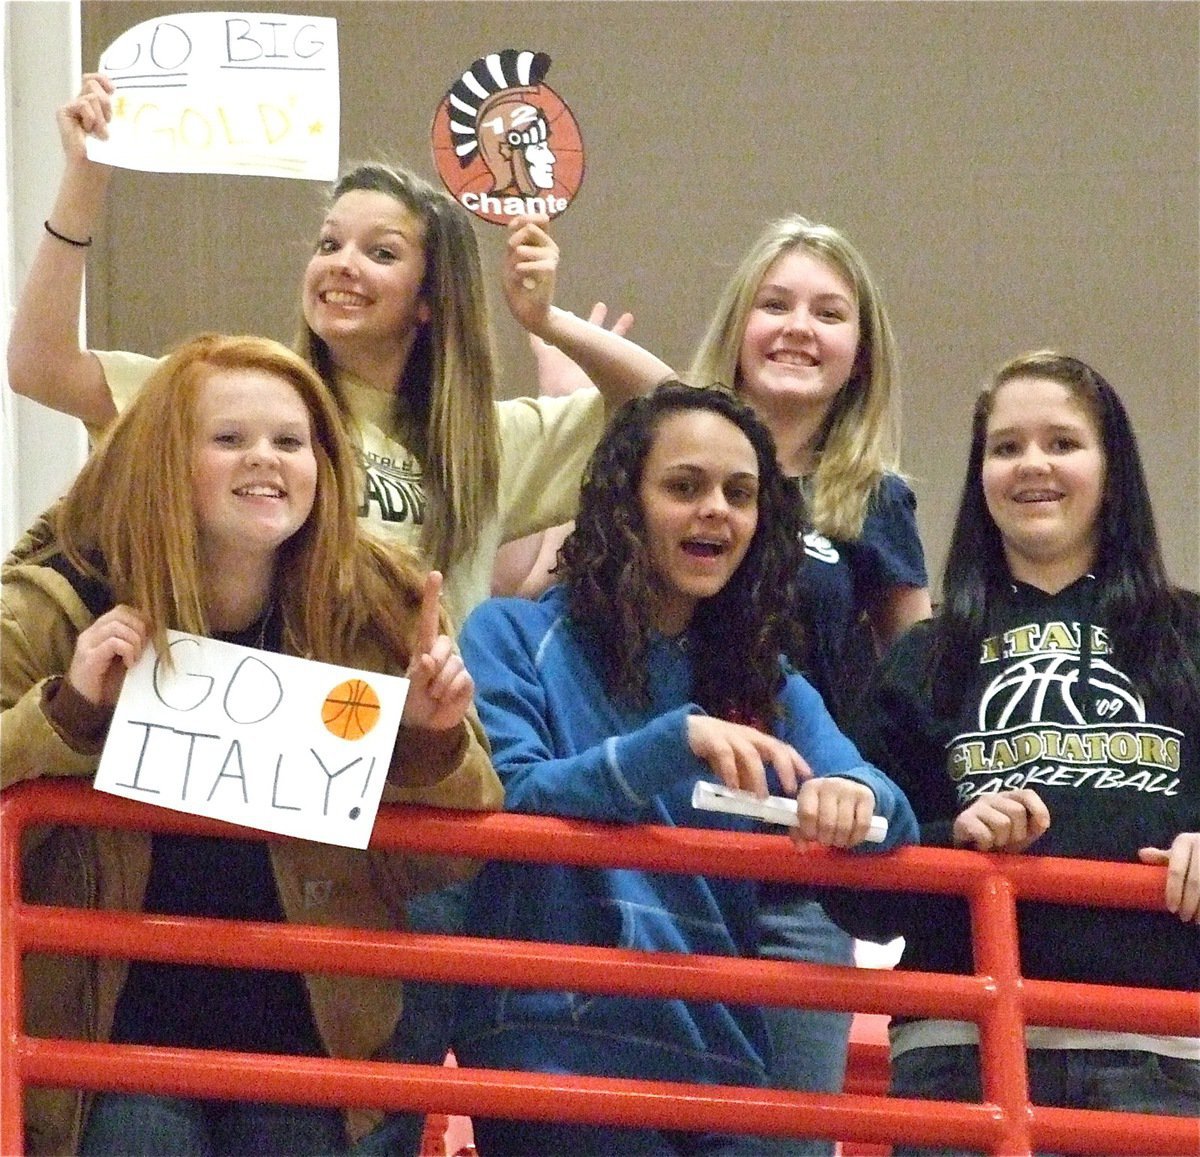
top-left (827, 574), bottom-right (1199, 997)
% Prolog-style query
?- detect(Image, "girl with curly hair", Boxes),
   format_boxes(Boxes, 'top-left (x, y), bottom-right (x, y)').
top-left (452, 382), bottom-right (917, 1157)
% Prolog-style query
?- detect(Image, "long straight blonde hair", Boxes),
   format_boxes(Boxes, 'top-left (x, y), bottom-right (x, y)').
top-left (689, 215), bottom-right (901, 541)
top-left (297, 163), bottom-right (500, 573)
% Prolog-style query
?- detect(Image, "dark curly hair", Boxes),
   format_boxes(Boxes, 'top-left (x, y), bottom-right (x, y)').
top-left (557, 381), bottom-right (808, 723)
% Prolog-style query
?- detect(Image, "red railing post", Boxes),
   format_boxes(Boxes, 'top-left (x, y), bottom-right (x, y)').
top-left (970, 872), bottom-right (1034, 1156)
top-left (0, 792), bottom-right (28, 1155)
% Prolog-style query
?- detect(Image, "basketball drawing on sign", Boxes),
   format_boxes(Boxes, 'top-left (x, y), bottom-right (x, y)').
top-left (322, 677), bottom-right (383, 740)
top-left (431, 48), bottom-right (585, 225)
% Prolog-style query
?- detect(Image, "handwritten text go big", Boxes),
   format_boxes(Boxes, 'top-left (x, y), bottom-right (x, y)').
top-left (87, 11), bottom-right (340, 180)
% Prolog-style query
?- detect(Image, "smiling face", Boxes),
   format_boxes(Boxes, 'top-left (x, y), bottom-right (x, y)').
top-left (301, 188), bottom-right (431, 372)
top-left (737, 247), bottom-right (861, 426)
top-left (191, 369), bottom-right (318, 567)
top-left (981, 375), bottom-right (1107, 591)
top-left (638, 409), bottom-right (760, 635)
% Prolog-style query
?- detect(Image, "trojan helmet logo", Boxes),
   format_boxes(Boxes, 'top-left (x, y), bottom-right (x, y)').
top-left (432, 49), bottom-right (585, 225)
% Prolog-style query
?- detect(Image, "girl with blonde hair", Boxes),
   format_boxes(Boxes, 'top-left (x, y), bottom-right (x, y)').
top-left (684, 214), bottom-right (931, 1156)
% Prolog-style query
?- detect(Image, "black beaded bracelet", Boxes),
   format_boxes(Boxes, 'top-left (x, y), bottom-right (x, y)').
top-left (44, 219), bottom-right (93, 248)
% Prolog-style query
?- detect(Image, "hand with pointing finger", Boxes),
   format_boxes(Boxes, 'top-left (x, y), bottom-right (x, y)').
top-left (401, 571), bottom-right (474, 732)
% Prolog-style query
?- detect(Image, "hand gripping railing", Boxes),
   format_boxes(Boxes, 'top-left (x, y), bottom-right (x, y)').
top-left (2, 779), bottom-right (1196, 1156)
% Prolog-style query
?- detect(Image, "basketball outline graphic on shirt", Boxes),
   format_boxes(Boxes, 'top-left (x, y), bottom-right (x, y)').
top-left (947, 618), bottom-right (1180, 800)
top-left (978, 651), bottom-right (1146, 730)
top-left (431, 48), bottom-right (585, 226)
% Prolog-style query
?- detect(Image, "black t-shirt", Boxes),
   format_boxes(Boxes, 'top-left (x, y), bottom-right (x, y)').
top-left (110, 612), bottom-right (324, 1055)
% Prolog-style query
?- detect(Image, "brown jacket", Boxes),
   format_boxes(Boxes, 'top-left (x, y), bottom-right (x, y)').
top-left (1, 558), bottom-right (503, 1154)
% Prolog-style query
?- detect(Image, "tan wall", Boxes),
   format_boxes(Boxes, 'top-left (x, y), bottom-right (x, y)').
top-left (83, 0), bottom-right (1200, 591)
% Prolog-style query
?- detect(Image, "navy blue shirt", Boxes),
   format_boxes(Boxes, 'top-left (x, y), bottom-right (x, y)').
top-left (797, 473), bottom-right (927, 726)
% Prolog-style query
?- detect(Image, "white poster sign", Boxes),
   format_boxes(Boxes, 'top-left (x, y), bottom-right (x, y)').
top-left (94, 631), bottom-right (408, 848)
top-left (87, 11), bottom-right (339, 180)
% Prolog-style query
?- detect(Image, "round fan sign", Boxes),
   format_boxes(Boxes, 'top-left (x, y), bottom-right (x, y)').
top-left (431, 48), bottom-right (585, 226)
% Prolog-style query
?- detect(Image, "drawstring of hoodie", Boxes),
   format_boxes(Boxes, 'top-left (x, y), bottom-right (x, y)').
top-left (1077, 574), bottom-right (1097, 722)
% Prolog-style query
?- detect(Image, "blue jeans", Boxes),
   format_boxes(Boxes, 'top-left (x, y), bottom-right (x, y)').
top-left (753, 898), bottom-right (855, 1157)
top-left (80, 1092), bottom-right (347, 1156)
top-left (890, 1044), bottom-right (1200, 1157)
top-left (472, 1116), bottom-right (770, 1156)
top-left (351, 880), bottom-right (471, 1157)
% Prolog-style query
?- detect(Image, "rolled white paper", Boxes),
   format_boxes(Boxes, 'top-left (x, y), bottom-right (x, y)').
top-left (691, 780), bottom-right (888, 843)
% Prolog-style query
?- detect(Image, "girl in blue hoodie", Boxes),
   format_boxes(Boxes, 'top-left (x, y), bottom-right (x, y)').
top-left (455, 382), bottom-right (918, 1156)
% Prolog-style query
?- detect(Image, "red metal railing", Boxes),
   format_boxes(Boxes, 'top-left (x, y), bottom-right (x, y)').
top-left (2, 779), bottom-right (1196, 1155)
